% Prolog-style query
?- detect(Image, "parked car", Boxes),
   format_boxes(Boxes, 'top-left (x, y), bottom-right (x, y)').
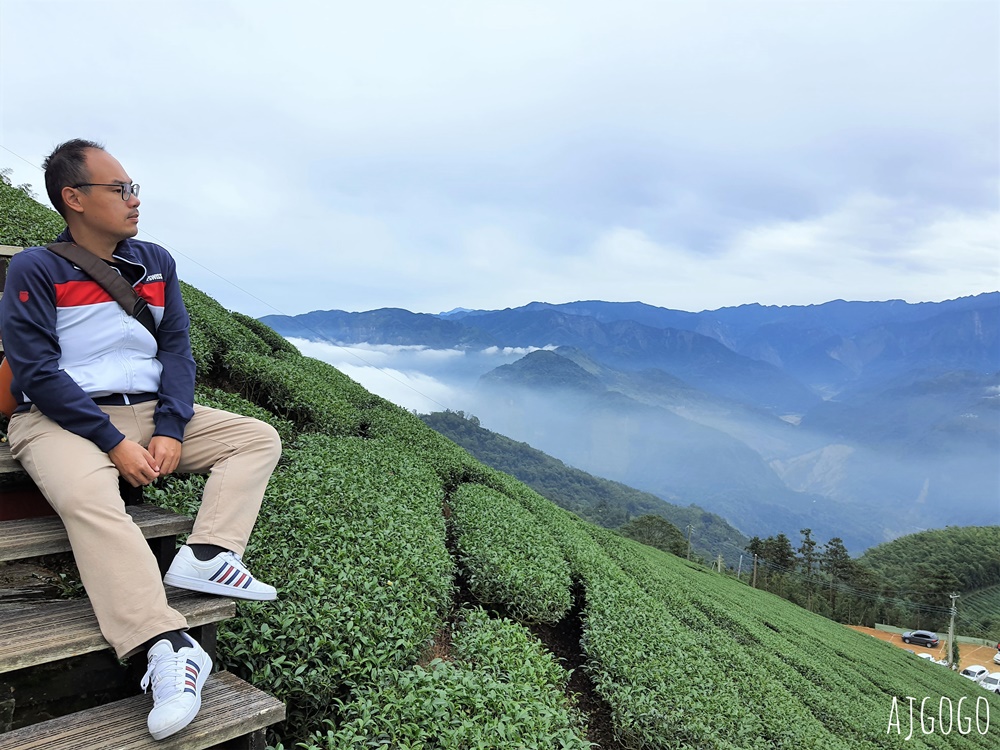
top-left (994, 650), bottom-right (1000, 666)
top-left (961, 665), bottom-right (989, 683)
top-left (980, 672), bottom-right (1000, 694)
top-left (902, 630), bottom-right (940, 648)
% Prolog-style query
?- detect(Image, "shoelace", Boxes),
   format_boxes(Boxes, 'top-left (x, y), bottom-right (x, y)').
top-left (141, 648), bottom-right (197, 703)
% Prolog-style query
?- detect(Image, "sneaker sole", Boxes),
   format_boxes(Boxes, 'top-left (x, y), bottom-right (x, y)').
top-left (149, 653), bottom-right (212, 740)
top-left (163, 572), bottom-right (278, 601)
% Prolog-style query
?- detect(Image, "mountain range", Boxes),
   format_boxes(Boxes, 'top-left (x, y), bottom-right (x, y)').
top-left (261, 293), bottom-right (1000, 551)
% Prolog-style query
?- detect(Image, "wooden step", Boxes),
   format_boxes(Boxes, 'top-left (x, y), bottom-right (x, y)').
top-left (0, 588), bottom-right (235, 674)
top-left (0, 442), bottom-right (28, 486)
top-left (0, 442), bottom-right (152, 521)
top-left (0, 670), bottom-right (285, 750)
top-left (0, 504), bottom-right (193, 563)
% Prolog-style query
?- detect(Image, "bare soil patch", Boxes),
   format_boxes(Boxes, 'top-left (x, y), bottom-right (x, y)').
top-left (847, 625), bottom-right (998, 671)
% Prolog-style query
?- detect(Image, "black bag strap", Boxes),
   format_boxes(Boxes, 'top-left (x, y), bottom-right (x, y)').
top-left (46, 242), bottom-right (157, 340)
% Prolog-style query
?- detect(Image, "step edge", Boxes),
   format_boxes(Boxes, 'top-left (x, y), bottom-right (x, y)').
top-left (0, 671), bottom-right (285, 750)
top-left (0, 590), bottom-right (236, 674)
top-left (0, 505), bottom-right (194, 563)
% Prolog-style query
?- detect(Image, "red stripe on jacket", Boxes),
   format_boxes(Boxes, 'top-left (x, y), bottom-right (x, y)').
top-left (53, 280), bottom-right (165, 308)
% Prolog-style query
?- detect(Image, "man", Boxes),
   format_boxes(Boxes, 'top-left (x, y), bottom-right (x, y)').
top-left (0, 139), bottom-right (282, 740)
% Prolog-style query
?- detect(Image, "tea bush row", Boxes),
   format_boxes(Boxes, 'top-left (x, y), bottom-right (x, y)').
top-left (501, 503), bottom-right (998, 749)
top-left (576, 536), bottom-right (999, 749)
top-left (449, 483), bottom-right (573, 623)
top-left (222, 350), bottom-right (364, 435)
top-left (0, 176), bottom-right (64, 247)
top-left (304, 607), bottom-right (590, 749)
top-left (637, 545), bottom-right (1000, 748)
top-left (181, 282), bottom-right (275, 373)
top-left (183, 285), bottom-right (390, 438)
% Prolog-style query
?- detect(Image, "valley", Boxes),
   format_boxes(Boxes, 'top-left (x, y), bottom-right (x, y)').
top-left (264, 294), bottom-right (1000, 552)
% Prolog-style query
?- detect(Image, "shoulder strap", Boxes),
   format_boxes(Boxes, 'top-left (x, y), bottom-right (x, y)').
top-left (47, 242), bottom-right (157, 340)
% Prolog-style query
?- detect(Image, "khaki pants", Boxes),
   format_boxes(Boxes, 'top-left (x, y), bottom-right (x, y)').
top-left (8, 402), bottom-right (281, 658)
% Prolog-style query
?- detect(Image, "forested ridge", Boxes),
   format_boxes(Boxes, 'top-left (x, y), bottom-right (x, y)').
top-left (860, 526), bottom-right (1000, 591)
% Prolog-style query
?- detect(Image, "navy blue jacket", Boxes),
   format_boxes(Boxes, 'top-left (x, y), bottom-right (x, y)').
top-left (0, 228), bottom-right (196, 452)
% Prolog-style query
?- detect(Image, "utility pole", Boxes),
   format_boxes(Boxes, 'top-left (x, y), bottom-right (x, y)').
top-left (737, 554), bottom-right (743, 580)
top-left (717, 554), bottom-right (723, 573)
top-left (947, 592), bottom-right (960, 669)
top-left (686, 525), bottom-right (693, 561)
top-left (752, 554), bottom-right (758, 589)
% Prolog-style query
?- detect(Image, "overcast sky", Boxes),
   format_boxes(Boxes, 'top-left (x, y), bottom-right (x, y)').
top-left (1, 1), bottom-right (997, 318)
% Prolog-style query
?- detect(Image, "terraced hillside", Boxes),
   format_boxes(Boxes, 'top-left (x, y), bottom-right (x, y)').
top-left (3, 181), bottom-right (997, 748)
top-left (154, 285), bottom-right (998, 749)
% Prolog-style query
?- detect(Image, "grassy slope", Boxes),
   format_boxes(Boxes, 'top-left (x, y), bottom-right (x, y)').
top-left (5, 184), bottom-right (998, 748)
top-left (0, 174), bottom-right (64, 246)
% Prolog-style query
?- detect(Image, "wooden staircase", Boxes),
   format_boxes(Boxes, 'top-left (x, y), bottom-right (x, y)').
top-left (0, 444), bottom-right (285, 749)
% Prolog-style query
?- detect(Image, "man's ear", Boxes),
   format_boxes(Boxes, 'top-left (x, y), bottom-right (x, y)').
top-left (61, 186), bottom-right (85, 215)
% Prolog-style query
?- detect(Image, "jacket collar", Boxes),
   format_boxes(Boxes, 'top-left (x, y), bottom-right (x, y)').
top-left (55, 227), bottom-right (141, 265)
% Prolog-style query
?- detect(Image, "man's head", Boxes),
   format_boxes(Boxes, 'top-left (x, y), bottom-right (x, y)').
top-left (43, 139), bottom-right (141, 246)
top-left (43, 139), bottom-right (105, 218)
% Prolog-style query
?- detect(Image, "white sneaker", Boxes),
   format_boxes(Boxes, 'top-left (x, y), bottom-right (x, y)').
top-left (142, 632), bottom-right (212, 740)
top-left (164, 545), bottom-right (278, 601)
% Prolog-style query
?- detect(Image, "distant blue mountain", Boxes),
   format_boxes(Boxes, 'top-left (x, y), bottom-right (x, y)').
top-left (262, 292), bottom-right (998, 406)
top-left (260, 293), bottom-right (1000, 549)
top-left (260, 307), bottom-right (497, 348)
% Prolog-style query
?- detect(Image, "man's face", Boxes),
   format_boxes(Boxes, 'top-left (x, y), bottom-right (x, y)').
top-left (72, 148), bottom-right (141, 243)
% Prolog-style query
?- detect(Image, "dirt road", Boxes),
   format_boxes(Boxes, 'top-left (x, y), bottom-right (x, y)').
top-left (848, 625), bottom-right (998, 673)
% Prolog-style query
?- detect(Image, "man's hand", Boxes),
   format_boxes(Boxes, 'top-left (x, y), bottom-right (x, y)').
top-left (108, 439), bottom-right (160, 487)
top-left (148, 436), bottom-right (182, 477)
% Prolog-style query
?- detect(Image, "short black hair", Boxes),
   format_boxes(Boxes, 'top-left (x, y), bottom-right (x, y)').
top-left (43, 139), bottom-right (105, 217)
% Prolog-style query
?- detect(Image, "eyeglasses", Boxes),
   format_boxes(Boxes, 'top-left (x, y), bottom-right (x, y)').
top-left (72, 182), bottom-right (140, 201)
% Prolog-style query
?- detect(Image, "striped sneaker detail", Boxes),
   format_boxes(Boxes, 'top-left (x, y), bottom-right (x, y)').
top-left (184, 660), bottom-right (201, 695)
top-left (164, 546), bottom-right (277, 601)
top-left (210, 562), bottom-right (256, 589)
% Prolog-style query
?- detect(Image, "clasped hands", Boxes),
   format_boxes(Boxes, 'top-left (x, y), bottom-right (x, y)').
top-left (109, 436), bottom-right (182, 487)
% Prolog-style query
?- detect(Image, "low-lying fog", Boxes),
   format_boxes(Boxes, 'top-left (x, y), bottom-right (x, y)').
top-left (288, 338), bottom-right (1000, 552)
top-left (288, 338), bottom-right (549, 414)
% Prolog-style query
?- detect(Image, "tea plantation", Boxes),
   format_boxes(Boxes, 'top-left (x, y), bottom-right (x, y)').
top-left (2, 176), bottom-right (997, 747)
top-left (142, 284), bottom-right (998, 750)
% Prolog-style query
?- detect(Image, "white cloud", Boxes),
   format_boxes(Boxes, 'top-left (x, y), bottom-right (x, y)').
top-left (722, 195), bottom-right (1000, 305)
top-left (333, 363), bottom-right (460, 414)
top-left (535, 195), bottom-right (1000, 312)
top-left (482, 345), bottom-right (557, 356)
top-left (289, 339), bottom-right (467, 362)
top-left (286, 338), bottom-right (551, 412)
top-left (290, 339), bottom-right (395, 368)
top-left (288, 339), bottom-right (464, 411)
top-left (1, 1), bottom-right (996, 316)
